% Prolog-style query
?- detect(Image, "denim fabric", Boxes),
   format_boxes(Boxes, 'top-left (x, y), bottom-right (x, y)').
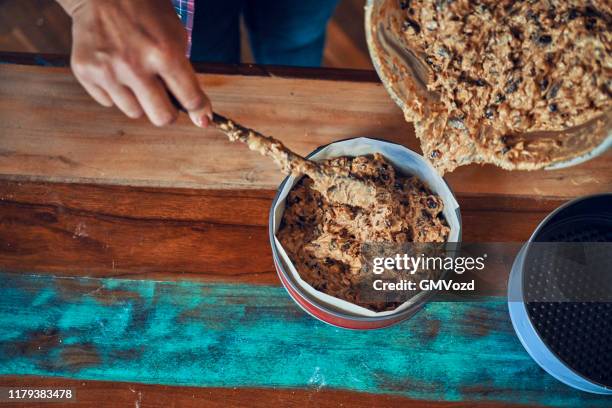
top-left (190, 0), bottom-right (340, 67)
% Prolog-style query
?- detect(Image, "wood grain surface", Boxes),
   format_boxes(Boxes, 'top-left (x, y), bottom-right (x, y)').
top-left (0, 180), bottom-right (560, 284)
top-left (1, 63), bottom-right (610, 198)
top-left (1, 272), bottom-right (610, 408)
top-left (0, 377), bottom-right (536, 408)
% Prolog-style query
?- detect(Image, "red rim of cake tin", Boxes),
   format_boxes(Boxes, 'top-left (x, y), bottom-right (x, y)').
top-left (268, 138), bottom-right (462, 330)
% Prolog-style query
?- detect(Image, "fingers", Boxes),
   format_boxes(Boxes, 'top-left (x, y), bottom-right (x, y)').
top-left (72, 56), bottom-right (175, 126)
top-left (78, 81), bottom-right (113, 108)
top-left (71, 43), bottom-right (211, 126)
top-left (104, 82), bottom-right (144, 119)
top-left (72, 56), bottom-right (144, 120)
top-left (187, 93), bottom-right (213, 128)
top-left (158, 57), bottom-right (213, 127)
top-left (159, 57), bottom-right (203, 110)
top-left (128, 75), bottom-right (177, 127)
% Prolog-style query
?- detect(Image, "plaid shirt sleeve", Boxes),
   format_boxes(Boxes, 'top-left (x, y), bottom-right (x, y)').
top-left (172, 0), bottom-right (195, 57)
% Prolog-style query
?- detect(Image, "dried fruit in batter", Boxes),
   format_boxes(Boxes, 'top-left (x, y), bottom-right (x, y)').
top-left (368, 0), bottom-right (611, 173)
top-left (277, 154), bottom-right (450, 311)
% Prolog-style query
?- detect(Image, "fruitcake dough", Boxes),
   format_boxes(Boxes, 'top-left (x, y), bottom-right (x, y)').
top-left (216, 115), bottom-right (378, 208)
top-left (277, 154), bottom-right (450, 311)
top-left (368, 0), bottom-right (612, 173)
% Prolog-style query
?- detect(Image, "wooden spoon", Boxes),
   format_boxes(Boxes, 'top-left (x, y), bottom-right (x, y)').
top-left (209, 113), bottom-right (378, 208)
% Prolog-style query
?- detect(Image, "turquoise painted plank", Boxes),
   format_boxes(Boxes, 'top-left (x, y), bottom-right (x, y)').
top-left (0, 272), bottom-right (608, 407)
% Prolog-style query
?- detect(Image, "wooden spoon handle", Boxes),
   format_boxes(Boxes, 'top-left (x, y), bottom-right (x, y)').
top-left (168, 90), bottom-right (319, 174)
top-left (210, 112), bottom-right (323, 178)
top-left (168, 92), bottom-right (376, 207)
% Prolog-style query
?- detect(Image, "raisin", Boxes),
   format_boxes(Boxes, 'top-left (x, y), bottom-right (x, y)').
top-left (505, 78), bottom-right (522, 94)
top-left (430, 150), bottom-right (441, 159)
top-left (509, 52), bottom-right (522, 69)
top-left (510, 26), bottom-right (523, 40)
top-left (495, 93), bottom-right (506, 104)
top-left (426, 198), bottom-right (438, 209)
top-left (403, 17), bottom-right (421, 34)
top-left (568, 8), bottom-right (580, 20)
top-left (538, 35), bottom-right (552, 44)
top-left (484, 107), bottom-right (495, 119)
top-left (459, 71), bottom-right (487, 87)
top-left (529, 66), bottom-right (536, 77)
top-left (425, 56), bottom-right (441, 72)
top-left (584, 6), bottom-right (602, 18)
top-left (585, 18), bottom-right (596, 30)
top-left (527, 10), bottom-right (543, 29)
top-left (539, 78), bottom-right (549, 92)
top-left (548, 81), bottom-right (561, 99)
top-left (526, 10), bottom-right (537, 22)
top-left (548, 103), bottom-right (558, 112)
top-left (399, 0), bottom-right (410, 10)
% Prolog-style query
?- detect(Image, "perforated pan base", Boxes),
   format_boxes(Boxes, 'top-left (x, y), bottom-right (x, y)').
top-left (523, 195), bottom-right (612, 390)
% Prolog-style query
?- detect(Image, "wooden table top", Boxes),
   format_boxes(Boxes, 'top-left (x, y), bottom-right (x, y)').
top-left (0, 53), bottom-right (610, 407)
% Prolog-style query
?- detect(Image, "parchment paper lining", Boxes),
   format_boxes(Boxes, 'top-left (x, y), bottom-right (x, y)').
top-left (272, 138), bottom-right (460, 318)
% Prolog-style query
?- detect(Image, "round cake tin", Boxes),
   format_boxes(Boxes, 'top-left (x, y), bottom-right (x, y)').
top-left (269, 137), bottom-right (462, 330)
top-left (508, 194), bottom-right (612, 394)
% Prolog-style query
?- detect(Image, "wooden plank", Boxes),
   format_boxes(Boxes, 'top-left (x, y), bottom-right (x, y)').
top-left (0, 377), bottom-right (536, 408)
top-left (0, 273), bottom-right (609, 407)
top-left (0, 64), bottom-right (414, 189)
top-left (1, 63), bottom-right (610, 198)
top-left (0, 180), bottom-right (560, 283)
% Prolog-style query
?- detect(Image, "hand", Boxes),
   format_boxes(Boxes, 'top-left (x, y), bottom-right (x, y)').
top-left (57, 0), bottom-right (212, 127)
